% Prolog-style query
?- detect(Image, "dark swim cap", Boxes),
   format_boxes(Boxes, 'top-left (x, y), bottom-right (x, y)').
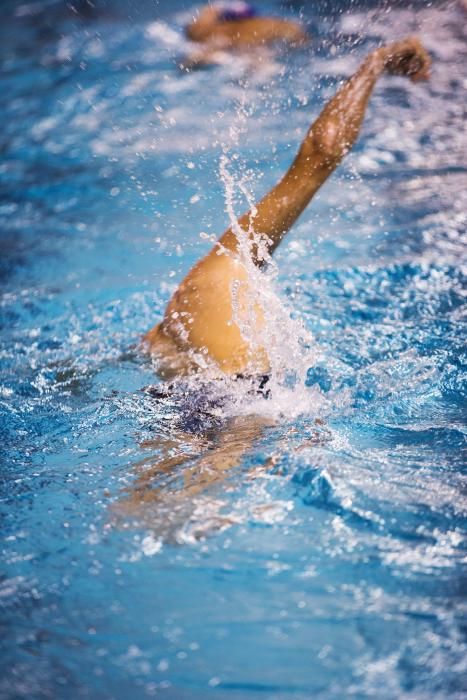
top-left (218, 2), bottom-right (257, 22)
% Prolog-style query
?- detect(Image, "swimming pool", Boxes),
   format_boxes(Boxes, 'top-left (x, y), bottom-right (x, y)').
top-left (1, 0), bottom-right (466, 697)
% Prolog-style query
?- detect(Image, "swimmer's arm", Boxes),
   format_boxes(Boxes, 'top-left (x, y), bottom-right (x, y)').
top-left (179, 43), bottom-right (230, 71)
top-left (218, 38), bottom-right (430, 264)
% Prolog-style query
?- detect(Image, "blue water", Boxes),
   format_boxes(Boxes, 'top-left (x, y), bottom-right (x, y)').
top-left (1, 0), bottom-right (466, 697)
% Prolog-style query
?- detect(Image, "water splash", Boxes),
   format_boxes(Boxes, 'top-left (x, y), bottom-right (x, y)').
top-left (215, 136), bottom-right (324, 418)
top-left (1, 1), bottom-right (466, 696)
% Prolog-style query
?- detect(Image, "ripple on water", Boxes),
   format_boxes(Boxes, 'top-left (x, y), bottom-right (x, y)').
top-left (1, 0), bottom-right (466, 697)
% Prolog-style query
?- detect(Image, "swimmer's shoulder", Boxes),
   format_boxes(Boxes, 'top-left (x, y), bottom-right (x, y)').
top-left (143, 323), bottom-right (196, 378)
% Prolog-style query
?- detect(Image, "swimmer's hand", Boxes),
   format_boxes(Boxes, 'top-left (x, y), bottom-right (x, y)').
top-left (381, 37), bottom-right (431, 82)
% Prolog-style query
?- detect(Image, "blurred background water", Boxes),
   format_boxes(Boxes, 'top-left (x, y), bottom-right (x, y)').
top-left (0, 0), bottom-right (466, 697)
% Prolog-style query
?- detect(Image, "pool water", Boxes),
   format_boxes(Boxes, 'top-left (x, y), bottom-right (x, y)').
top-left (1, 0), bottom-right (466, 697)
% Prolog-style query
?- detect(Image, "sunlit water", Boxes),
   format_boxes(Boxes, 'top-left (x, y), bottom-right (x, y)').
top-left (1, 0), bottom-right (466, 697)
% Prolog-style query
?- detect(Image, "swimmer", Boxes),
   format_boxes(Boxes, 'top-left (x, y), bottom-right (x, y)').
top-left (144, 37), bottom-right (431, 379)
top-left (183, 2), bottom-right (308, 67)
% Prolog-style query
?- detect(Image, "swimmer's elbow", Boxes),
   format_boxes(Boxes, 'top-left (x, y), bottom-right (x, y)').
top-left (306, 120), bottom-right (349, 169)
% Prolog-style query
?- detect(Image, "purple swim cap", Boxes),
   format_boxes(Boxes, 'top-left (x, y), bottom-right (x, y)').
top-left (218, 1), bottom-right (257, 22)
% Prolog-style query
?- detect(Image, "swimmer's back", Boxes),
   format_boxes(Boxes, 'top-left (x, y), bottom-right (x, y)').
top-left (186, 7), bottom-right (307, 48)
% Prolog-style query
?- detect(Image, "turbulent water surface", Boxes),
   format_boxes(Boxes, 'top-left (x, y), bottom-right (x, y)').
top-left (1, 0), bottom-right (466, 698)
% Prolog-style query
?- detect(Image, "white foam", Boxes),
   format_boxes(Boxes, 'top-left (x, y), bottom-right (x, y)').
top-left (213, 144), bottom-right (324, 417)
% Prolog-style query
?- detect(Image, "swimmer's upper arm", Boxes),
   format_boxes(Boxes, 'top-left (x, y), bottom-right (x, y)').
top-left (217, 140), bottom-right (336, 262)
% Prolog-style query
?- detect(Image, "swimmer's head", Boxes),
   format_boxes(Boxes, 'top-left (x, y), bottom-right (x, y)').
top-left (216, 1), bottom-right (257, 22)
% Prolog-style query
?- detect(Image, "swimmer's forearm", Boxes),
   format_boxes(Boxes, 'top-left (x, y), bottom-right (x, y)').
top-left (218, 50), bottom-right (387, 261)
top-left (218, 40), bottom-right (429, 263)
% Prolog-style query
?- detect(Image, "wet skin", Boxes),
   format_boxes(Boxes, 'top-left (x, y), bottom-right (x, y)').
top-left (183, 5), bottom-right (308, 67)
top-left (117, 38), bottom-right (431, 532)
top-left (144, 38), bottom-right (431, 379)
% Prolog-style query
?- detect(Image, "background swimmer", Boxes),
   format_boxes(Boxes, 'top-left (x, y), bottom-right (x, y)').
top-left (145, 37), bottom-right (431, 379)
top-left (183, 2), bottom-right (308, 67)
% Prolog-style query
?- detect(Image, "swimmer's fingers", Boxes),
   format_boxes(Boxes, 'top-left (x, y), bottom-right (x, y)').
top-left (406, 42), bottom-right (431, 82)
top-left (412, 44), bottom-right (431, 82)
top-left (383, 37), bottom-right (431, 82)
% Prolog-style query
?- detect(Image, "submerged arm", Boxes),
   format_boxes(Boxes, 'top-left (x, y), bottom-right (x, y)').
top-left (218, 38), bottom-right (430, 264)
